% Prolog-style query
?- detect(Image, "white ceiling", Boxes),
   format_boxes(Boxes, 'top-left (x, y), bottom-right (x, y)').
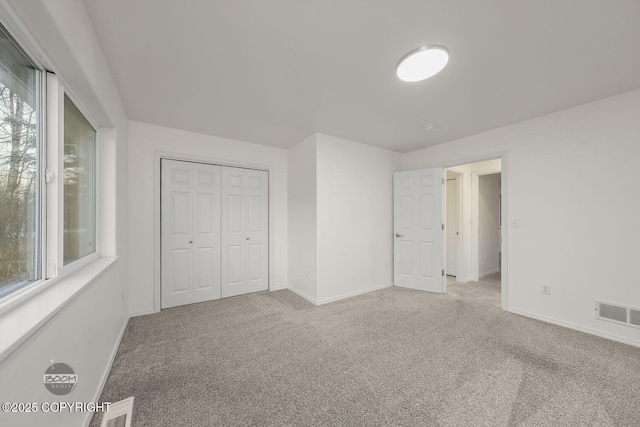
top-left (83, 0), bottom-right (640, 153)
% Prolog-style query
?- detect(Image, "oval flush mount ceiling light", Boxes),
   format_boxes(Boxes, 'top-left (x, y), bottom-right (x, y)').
top-left (396, 45), bottom-right (450, 82)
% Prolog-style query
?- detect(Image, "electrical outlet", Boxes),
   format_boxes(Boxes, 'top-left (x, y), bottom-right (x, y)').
top-left (511, 219), bottom-right (520, 228)
top-left (541, 284), bottom-right (551, 295)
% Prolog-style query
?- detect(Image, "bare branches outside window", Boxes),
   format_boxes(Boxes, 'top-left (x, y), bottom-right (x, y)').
top-left (0, 25), bottom-right (40, 298)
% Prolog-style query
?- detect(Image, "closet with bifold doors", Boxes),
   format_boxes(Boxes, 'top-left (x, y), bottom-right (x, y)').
top-left (161, 159), bottom-right (268, 309)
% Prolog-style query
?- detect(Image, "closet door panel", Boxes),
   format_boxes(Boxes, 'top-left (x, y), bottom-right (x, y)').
top-left (222, 166), bottom-right (268, 297)
top-left (161, 160), bottom-right (221, 308)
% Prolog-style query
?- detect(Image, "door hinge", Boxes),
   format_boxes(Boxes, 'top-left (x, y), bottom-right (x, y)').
top-left (442, 224), bottom-right (444, 230)
top-left (441, 178), bottom-right (445, 184)
top-left (442, 269), bottom-right (445, 276)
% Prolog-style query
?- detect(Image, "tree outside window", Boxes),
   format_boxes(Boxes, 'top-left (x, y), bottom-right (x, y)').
top-left (0, 28), bottom-right (40, 297)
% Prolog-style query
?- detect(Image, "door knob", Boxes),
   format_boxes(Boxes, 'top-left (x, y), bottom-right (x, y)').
top-left (189, 241), bottom-right (193, 243)
top-left (246, 237), bottom-right (250, 240)
top-left (395, 233), bottom-right (403, 237)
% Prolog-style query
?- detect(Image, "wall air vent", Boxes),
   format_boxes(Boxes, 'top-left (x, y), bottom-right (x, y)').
top-left (630, 309), bottom-right (640, 327)
top-left (595, 301), bottom-right (640, 329)
top-left (599, 303), bottom-right (627, 322)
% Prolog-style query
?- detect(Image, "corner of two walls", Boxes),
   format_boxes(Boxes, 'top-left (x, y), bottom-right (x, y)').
top-left (287, 133), bottom-right (402, 305)
top-left (287, 135), bottom-right (319, 302)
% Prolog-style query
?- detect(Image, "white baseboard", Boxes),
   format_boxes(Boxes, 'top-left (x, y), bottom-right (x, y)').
top-left (287, 286), bottom-right (318, 305)
top-left (479, 269), bottom-right (500, 278)
top-left (508, 308), bottom-right (640, 349)
top-left (316, 284), bottom-right (392, 305)
top-left (83, 315), bottom-right (130, 427)
top-left (130, 308), bottom-right (155, 318)
top-left (287, 283), bottom-right (392, 306)
top-left (270, 285), bottom-right (288, 291)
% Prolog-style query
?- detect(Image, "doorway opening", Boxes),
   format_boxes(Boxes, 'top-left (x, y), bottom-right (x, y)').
top-left (445, 159), bottom-right (502, 304)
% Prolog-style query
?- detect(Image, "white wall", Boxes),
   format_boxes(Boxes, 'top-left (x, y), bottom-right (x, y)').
top-left (403, 89), bottom-right (640, 347)
top-left (478, 174), bottom-right (500, 276)
top-left (288, 135), bottom-right (318, 300)
top-left (0, 1), bottom-right (130, 426)
top-left (316, 134), bottom-right (402, 303)
top-left (128, 121), bottom-right (288, 315)
top-left (0, 266), bottom-right (127, 427)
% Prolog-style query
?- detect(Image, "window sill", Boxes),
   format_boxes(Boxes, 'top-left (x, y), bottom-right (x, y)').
top-left (0, 256), bottom-right (119, 366)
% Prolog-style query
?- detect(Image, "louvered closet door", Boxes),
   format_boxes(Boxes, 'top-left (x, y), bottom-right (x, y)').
top-left (161, 159), bottom-right (222, 308)
top-left (221, 167), bottom-right (269, 298)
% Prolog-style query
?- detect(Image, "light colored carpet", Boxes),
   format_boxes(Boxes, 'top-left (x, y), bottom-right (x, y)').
top-left (91, 275), bottom-right (640, 426)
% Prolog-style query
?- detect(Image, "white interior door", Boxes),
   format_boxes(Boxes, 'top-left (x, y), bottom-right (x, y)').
top-left (394, 168), bottom-right (445, 293)
top-left (221, 167), bottom-right (269, 298)
top-left (161, 159), bottom-right (221, 308)
top-left (446, 177), bottom-right (459, 276)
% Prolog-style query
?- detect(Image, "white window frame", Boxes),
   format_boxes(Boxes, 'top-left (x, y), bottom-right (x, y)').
top-left (46, 73), bottom-right (100, 281)
top-left (0, 64), bottom-right (100, 308)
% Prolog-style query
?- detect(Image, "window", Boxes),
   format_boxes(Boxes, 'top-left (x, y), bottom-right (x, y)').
top-left (0, 24), bottom-right (41, 298)
top-left (0, 22), bottom-right (98, 302)
top-left (63, 95), bottom-right (96, 264)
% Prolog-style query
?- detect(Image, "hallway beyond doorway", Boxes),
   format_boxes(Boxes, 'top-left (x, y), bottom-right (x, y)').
top-left (445, 158), bottom-right (503, 309)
